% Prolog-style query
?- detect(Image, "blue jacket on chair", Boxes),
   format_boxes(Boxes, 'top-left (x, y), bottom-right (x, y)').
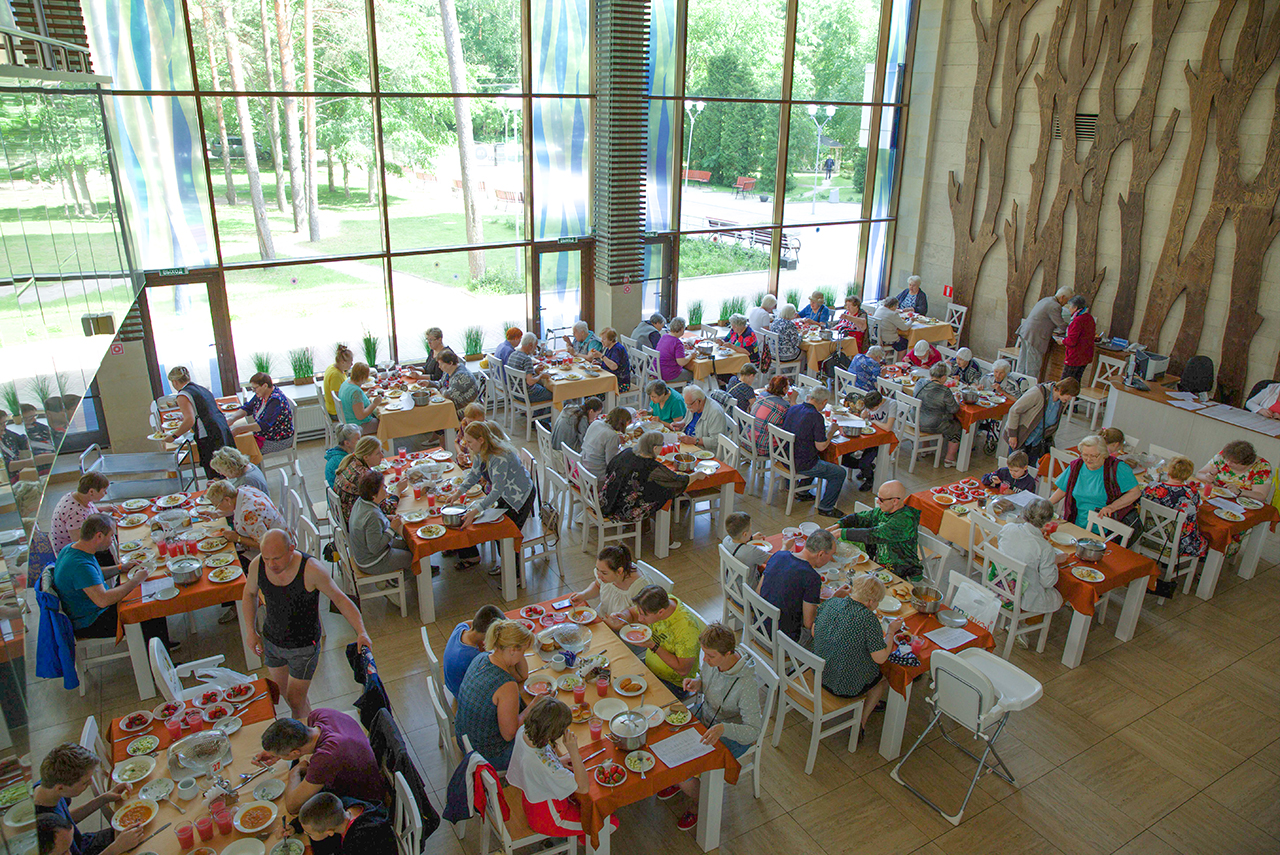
top-left (35, 586), bottom-right (79, 690)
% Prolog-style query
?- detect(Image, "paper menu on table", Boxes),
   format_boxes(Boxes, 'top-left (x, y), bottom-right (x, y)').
top-left (1167, 400), bottom-right (1207, 412)
top-left (1207, 497), bottom-right (1246, 515)
top-left (923, 626), bottom-right (977, 650)
top-left (1001, 490), bottom-right (1039, 510)
top-left (140, 578), bottom-right (176, 597)
top-left (1166, 391), bottom-right (1199, 401)
top-left (649, 728), bottom-right (716, 768)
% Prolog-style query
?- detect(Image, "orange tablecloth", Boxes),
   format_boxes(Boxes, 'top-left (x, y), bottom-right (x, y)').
top-left (114, 492), bottom-right (243, 641)
top-left (503, 599), bottom-right (739, 845)
top-left (956, 395), bottom-right (1014, 431)
top-left (656, 453), bottom-right (745, 510)
top-left (822, 425), bottom-right (899, 464)
top-left (395, 454), bottom-right (524, 567)
top-left (110, 676), bottom-right (275, 755)
top-left (906, 489), bottom-right (953, 536)
top-left (1197, 503), bottom-right (1279, 553)
top-left (799, 336), bottom-right (861, 374)
top-left (884, 613), bottom-right (996, 696)
top-left (1050, 538), bottom-right (1159, 616)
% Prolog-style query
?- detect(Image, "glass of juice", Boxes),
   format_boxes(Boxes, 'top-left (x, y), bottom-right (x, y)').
top-left (195, 817), bottom-right (213, 842)
top-left (214, 811), bottom-right (233, 835)
top-left (573, 683), bottom-right (586, 705)
top-left (596, 676), bottom-right (609, 698)
top-left (175, 823), bottom-right (194, 850)
top-left (588, 717), bottom-right (603, 742)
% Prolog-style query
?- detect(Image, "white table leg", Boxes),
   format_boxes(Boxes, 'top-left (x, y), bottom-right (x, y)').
top-left (416, 557), bottom-right (436, 624)
top-left (1061, 608), bottom-right (1091, 668)
top-left (878, 681), bottom-right (912, 760)
top-left (1237, 524), bottom-right (1267, 580)
top-left (694, 767), bottom-right (725, 851)
top-left (655, 509), bottom-right (671, 559)
top-left (587, 816), bottom-right (612, 855)
top-left (443, 431), bottom-right (455, 453)
top-left (1114, 576), bottom-right (1148, 642)
top-left (955, 425), bottom-right (977, 472)
top-left (501, 538), bottom-right (518, 602)
top-left (1196, 549), bottom-right (1225, 600)
top-left (717, 483), bottom-right (735, 539)
top-left (235, 601), bottom-right (261, 670)
top-left (124, 623), bottom-right (156, 699)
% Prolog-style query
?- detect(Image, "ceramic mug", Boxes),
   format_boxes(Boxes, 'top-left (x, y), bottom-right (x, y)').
top-left (550, 653), bottom-right (567, 671)
top-left (176, 777), bottom-right (198, 801)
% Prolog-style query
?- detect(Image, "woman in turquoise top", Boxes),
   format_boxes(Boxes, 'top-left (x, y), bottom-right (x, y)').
top-left (338, 362), bottom-right (384, 435)
top-left (1049, 435), bottom-right (1142, 529)
top-left (646, 379), bottom-right (688, 425)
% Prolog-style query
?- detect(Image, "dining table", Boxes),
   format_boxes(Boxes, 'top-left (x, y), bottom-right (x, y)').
top-left (541, 354), bottom-right (622, 410)
top-left (797, 325), bottom-right (861, 374)
top-left (372, 390), bottom-right (460, 452)
top-left (676, 330), bottom-right (752, 383)
top-left (878, 367), bottom-right (1014, 472)
top-left (756, 531), bottom-right (995, 761)
top-left (860, 301), bottom-right (958, 349)
top-left (391, 449), bottom-right (523, 623)
top-left (112, 491), bottom-right (260, 699)
top-left (651, 449), bottom-right (747, 558)
top-left (906, 483), bottom-right (1161, 667)
top-left (106, 678), bottom-right (293, 855)
top-left (502, 598), bottom-right (740, 855)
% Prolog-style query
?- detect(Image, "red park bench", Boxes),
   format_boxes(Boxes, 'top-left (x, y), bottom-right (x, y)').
top-left (732, 176), bottom-right (757, 198)
top-left (682, 169), bottom-right (711, 183)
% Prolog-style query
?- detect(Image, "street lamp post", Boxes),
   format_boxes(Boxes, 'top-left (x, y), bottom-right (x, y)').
top-left (808, 103), bottom-right (837, 214)
top-left (682, 100), bottom-right (706, 196)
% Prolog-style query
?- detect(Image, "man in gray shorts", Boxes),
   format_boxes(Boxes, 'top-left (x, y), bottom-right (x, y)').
top-left (241, 529), bottom-right (372, 718)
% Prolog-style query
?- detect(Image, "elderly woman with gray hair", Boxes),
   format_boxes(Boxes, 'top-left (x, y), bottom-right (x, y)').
top-left (325, 423), bottom-right (361, 487)
top-left (657, 316), bottom-right (695, 384)
top-left (561, 320), bottom-right (603, 356)
top-left (1060, 294), bottom-right (1096, 382)
top-left (748, 294), bottom-right (777, 334)
top-left (507, 332), bottom-right (554, 402)
top-left (1049, 433), bottom-right (1141, 529)
top-left (979, 358), bottom-right (1022, 396)
top-left (913, 362), bottom-right (962, 467)
top-left (948, 347), bottom-right (982, 385)
top-left (995, 497), bottom-right (1067, 615)
top-left (600, 431), bottom-right (708, 522)
top-left (895, 274), bottom-right (928, 315)
top-left (768, 303), bottom-right (803, 364)
top-left (210, 446), bottom-right (269, 495)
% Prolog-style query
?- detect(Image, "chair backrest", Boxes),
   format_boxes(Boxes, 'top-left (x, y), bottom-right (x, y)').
top-left (731, 406), bottom-right (760, 459)
top-left (534, 420), bottom-right (555, 473)
top-left (1085, 510), bottom-right (1133, 544)
top-left (504, 363), bottom-right (530, 404)
top-left (1044, 448), bottom-right (1077, 497)
top-left (766, 423), bottom-right (797, 473)
top-left (968, 512), bottom-right (1003, 574)
top-left (1091, 354), bottom-right (1128, 389)
top-left (749, 653), bottom-right (779, 755)
top-left (743, 585), bottom-right (781, 672)
top-left (326, 486), bottom-right (343, 526)
top-left (937, 345), bottom-right (958, 361)
top-left (929, 649), bottom-right (999, 734)
top-left (632, 348), bottom-right (657, 389)
top-left (297, 515), bottom-right (320, 557)
top-left (916, 529), bottom-right (955, 589)
top-left (392, 770), bottom-right (423, 855)
top-left (285, 488), bottom-right (305, 535)
top-left (636, 560), bottom-right (674, 592)
top-left (466, 735), bottom-right (515, 850)
top-left (777, 632), bottom-right (827, 718)
top-left (797, 374), bottom-right (825, 393)
top-left (291, 462), bottom-right (324, 527)
top-left (148, 637), bottom-right (185, 702)
top-left (833, 366), bottom-right (858, 399)
top-left (1134, 498), bottom-right (1186, 569)
top-left (893, 390), bottom-right (923, 435)
top-left (274, 467), bottom-right (292, 508)
top-left (982, 544), bottom-right (1030, 615)
top-left (715, 433), bottom-right (739, 470)
top-left (78, 717), bottom-right (111, 795)
top-left (560, 444), bottom-right (584, 488)
top-left (1146, 444), bottom-right (1180, 466)
top-left (620, 334), bottom-right (638, 351)
top-left (426, 674), bottom-right (460, 772)
top-left (717, 544), bottom-right (749, 625)
top-left (944, 570), bottom-right (1002, 631)
top-left (945, 302), bottom-right (968, 337)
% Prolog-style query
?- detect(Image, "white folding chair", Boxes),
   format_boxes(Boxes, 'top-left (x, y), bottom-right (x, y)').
top-left (392, 770), bottom-right (424, 855)
top-left (766, 424), bottom-right (819, 514)
top-left (892, 390), bottom-right (943, 473)
top-left (743, 585), bottom-right (782, 675)
top-left (717, 544), bottom-right (750, 632)
top-left (982, 545), bottom-right (1054, 658)
top-left (890, 649), bottom-right (1042, 825)
top-left (272, 467), bottom-right (293, 511)
top-left (465, 735), bottom-right (578, 855)
top-left (1071, 354), bottom-right (1127, 428)
top-left (737, 652), bottom-right (779, 799)
top-left (148, 638), bottom-right (225, 702)
top-left (771, 632), bottom-right (865, 776)
top-left (945, 302), bottom-right (968, 339)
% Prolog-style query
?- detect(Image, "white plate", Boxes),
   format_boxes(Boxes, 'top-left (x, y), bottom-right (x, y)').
top-left (220, 839), bottom-right (266, 855)
top-left (1214, 508), bottom-right (1245, 522)
top-left (212, 716), bottom-right (242, 736)
top-left (418, 524), bottom-right (446, 539)
top-left (193, 688), bottom-right (225, 708)
top-left (594, 765), bottom-right (628, 787)
top-left (1072, 566), bottom-right (1105, 583)
top-left (201, 703), bottom-right (234, 724)
top-left (692, 450), bottom-right (715, 460)
top-left (152, 700), bottom-right (184, 720)
top-left (747, 539), bottom-right (775, 553)
top-left (695, 461), bottom-right (719, 474)
top-left (208, 566), bottom-right (243, 584)
top-left (122, 499), bottom-right (152, 511)
top-left (522, 676), bottom-right (556, 697)
top-left (593, 698), bottom-right (628, 720)
top-left (119, 514), bottom-right (150, 528)
top-left (110, 799), bottom-right (158, 831)
top-left (1049, 532), bottom-right (1077, 546)
top-left (612, 674), bottom-right (648, 697)
top-left (474, 508), bottom-right (506, 525)
top-left (1, 802), bottom-right (34, 830)
top-left (624, 750), bottom-right (656, 773)
top-left (153, 586), bottom-right (179, 601)
top-left (119, 540), bottom-right (145, 553)
top-left (877, 596), bottom-right (901, 613)
top-left (429, 450), bottom-right (453, 462)
top-left (1237, 496), bottom-right (1264, 510)
top-left (633, 704), bottom-right (665, 726)
top-left (119, 710), bottom-right (154, 732)
top-left (555, 673), bottom-right (584, 692)
top-left (620, 623), bottom-right (652, 645)
top-left (797, 522), bottom-right (821, 536)
top-left (782, 527), bottom-right (802, 537)
top-left (269, 841), bottom-right (304, 855)
top-left (232, 801), bottom-right (279, 835)
top-left (252, 779), bottom-right (286, 801)
top-left (401, 510), bottom-right (428, 523)
top-left (138, 778), bottom-right (173, 801)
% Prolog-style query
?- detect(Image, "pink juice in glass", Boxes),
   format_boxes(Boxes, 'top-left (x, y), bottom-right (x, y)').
top-left (186, 538), bottom-right (198, 556)
top-left (588, 717), bottom-right (604, 742)
top-left (195, 817), bottom-right (213, 842)
top-left (214, 811), bottom-right (233, 836)
top-left (175, 823), bottom-right (194, 850)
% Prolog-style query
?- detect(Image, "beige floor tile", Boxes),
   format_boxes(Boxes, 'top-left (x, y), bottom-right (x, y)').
top-left (1252, 736), bottom-right (1280, 777)
top-left (1001, 768), bottom-right (1144, 855)
top-left (1002, 694), bottom-right (1107, 766)
top-left (922, 727), bottom-right (1056, 799)
top-left (1087, 644), bottom-right (1200, 706)
top-left (870, 743), bottom-right (999, 829)
top-left (1061, 736), bottom-right (1199, 826)
top-left (1042, 664), bottom-right (1156, 734)
top-left (1202, 759), bottom-right (1280, 841)
top-left (1114, 708), bottom-right (1246, 789)
top-left (790, 778), bottom-right (932, 854)
top-left (932, 803), bottom-right (1065, 855)
top-left (1112, 830), bottom-right (1186, 855)
top-left (705, 782), bottom-right (789, 841)
top-left (755, 720), bottom-right (858, 812)
top-left (1130, 619), bottom-right (1246, 681)
top-left (1159, 679), bottom-right (1280, 756)
top-left (1219, 657), bottom-right (1280, 712)
top-left (1174, 599), bottom-right (1280, 651)
top-left (1150, 793), bottom-right (1279, 855)
top-left (718, 813), bottom-right (825, 855)
top-left (1201, 581), bottom-right (1280, 627)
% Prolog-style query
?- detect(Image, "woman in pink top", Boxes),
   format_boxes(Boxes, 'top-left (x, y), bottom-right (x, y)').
top-left (657, 317), bottom-right (695, 383)
top-left (50, 472), bottom-right (116, 555)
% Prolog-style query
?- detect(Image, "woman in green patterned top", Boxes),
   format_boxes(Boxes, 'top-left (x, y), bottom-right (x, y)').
top-left (837, 480), bottom-right (923, 580)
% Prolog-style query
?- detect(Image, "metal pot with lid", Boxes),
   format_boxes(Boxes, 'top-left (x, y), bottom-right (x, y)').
top-left (440, 506), bottom-right (469, 528)
top-left (672, 452), bottom-right (697, 473)
top-left (1074, 538), bottom-right (1107, 562)
top-left (694, 340), bottom-right (716, 357)
top-left (608, 710), bottom-right (649, 751)
top-left (168, 557), bottom-right (204, 587)
top-left (960, 387), bottom-right (980, 404)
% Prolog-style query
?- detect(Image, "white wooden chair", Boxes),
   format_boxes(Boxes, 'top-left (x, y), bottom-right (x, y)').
top-left (631, 348), bottom-right (658, 395)
top-left (1071, 354), bottom-right (1127, 428)
top-left (717, 543), bottom-right (750, 633)
top-left (1132, 497), bottom-right (1199, 601)
top-left (982, 545), bottom-right (1054, 658)
top-left (336, 516), bottom-right (408, 617)
top-left (833, 365), bottom-right (860, 401)
top-left (893, 390), bottom-right (943, 473)
top-left (297, 516), bottom-right (322, 562)
top-left (796, 374), bottom-right (826, 394)
top-left (936, 345), bottom-right (959, 361)
top-left (519, 448), bottom-right (565, 585)
top-left (636, 560), bottom-right (674, 592)
top-left (766, 424), bottom-right (819, 514)
top-left (505, 367), bottom-right (554, 441)
top-left (967, 512), bottom-right (1003, 578)
top-left (737, 653), bottom-right (779, 799)
top-left (1085, 510), bottom-right (1133, 545)
top-left (731, 405), bottom-right (769, 496)
top-left (771, 632), bottom-right (865, 775)
top-left (743, 585), bottom-right (782, 675)
top-left (671, 434), bottom-right (738, 539)
top-left (79, 717), bottom-right (112, 796)
top-left (39, 570), bottom-right (130, 697)
top-left (259, 395), bottom-right (299, 472)
top-left (1041, 447), bottom-right (1078, 499)
top-left (427, 676), bottom-right (465, 840)
top-left (574, 463), bottom-right (642, 558)
top-left (464, 735), bottom-right (578, 855)
top-left (148, 637), bottom-right (225, 702)
top-left (392, 770), bottom-right (424, 855)
top-left (759, 327), bottom-right (802, 383)
top-left (291, 461), bottom-right (331, 538)
top-left (945, 302), bottom-right (968, 339)
top-left (944, 571), bottom-right (1002, 633)
top-left (558, 445), bottom-right (589, 546)
top-left (917, 529), bottom-right (957, 589)
top-left (283, 488), bottom-right (305, 537)
top-left (1146, 444), bottom-right (1180, 466)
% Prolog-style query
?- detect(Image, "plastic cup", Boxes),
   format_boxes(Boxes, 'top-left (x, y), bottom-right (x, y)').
top-left (165, 717), bottom-right (182, 742)
top-left (596, 676), bottom-right (609, 698)
top-left (588, 717), bottom-right (604, 742)
top-left (573, 684), bottom-right (586, 705)
top-left (195, 817), bottom-right (213, 842)
top-left (214, 811), bottom-right (233, 835)
top-left (176, 823), bottom-right (195, 850)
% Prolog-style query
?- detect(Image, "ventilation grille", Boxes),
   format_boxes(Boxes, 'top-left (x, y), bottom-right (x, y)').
top-left (592, 0), bottom-right (650, 291)
top-left (1053, 112), bottom-right (1098, 142)
top-left (4, 0), bottom-right (94, 73)
top-left (118, 305), bottom-right (146, 343)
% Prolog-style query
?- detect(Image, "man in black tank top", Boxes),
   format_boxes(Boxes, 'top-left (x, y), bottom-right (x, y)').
top-left (241, 529), bottom-right (372, 718)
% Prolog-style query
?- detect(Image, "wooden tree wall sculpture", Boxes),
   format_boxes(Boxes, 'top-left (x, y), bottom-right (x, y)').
top-left (1137, 0), bottom-right (1280, 403)
top-left (947, 0), bottom-right (1040, 336)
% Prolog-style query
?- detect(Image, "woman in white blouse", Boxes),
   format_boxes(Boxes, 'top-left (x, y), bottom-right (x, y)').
top-left (569, 544), bottom-right (652, 630)
top-left (995, 497), bottom-right (1067, 615)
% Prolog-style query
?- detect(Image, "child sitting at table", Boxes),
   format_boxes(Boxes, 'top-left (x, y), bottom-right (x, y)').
top-left (299, 792), bottom-right (397, 855)
top-left (981, 450), bottom-right (1038, 494)
top-left (721, 511), bottom-right (770, 588)
top-left (506, 696), bottom-right (616, 841)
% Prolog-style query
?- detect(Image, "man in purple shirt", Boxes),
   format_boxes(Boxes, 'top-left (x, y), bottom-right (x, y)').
top-left (257, 709), bottom-right (388, 812)
top-left (780, 387), bottom-right (846, 518)
top-left (657, 317), bottom-right (695, 383)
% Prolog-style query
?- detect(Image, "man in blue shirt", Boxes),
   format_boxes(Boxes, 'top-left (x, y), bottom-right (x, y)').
top-left (53, 514), bottom-right (170, 646)
top-left (780, 387), bottom-right (846, 518)
top-left (757, 529), bottom-right (838, 641)
top-left (33, 743), bottom-right (146, 855)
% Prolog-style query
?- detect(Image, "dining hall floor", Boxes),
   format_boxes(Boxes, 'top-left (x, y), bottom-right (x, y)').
top-left (30, 413), bottom-right (1280, 855)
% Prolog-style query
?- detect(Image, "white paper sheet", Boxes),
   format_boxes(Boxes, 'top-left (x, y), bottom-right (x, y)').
top-left (140, 578), bottom-right (176, 597)
top-left (1196, 403), bottom-right (1280, 436)
top-left (649, 728), bottom-right (716, 768)
top-left (1207, 497), bottom-right (1246, 515)
top-left (1167, 400), bottom-right (1207, 412)
top-left (1001, 490), bottom-right (1039, 510)
top-left (924, 626), bottom-right (977, 650)
top-left (835, 417), bottom-right (867, 429)
top-left (1165, 391), bottom-right (1199, 401)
